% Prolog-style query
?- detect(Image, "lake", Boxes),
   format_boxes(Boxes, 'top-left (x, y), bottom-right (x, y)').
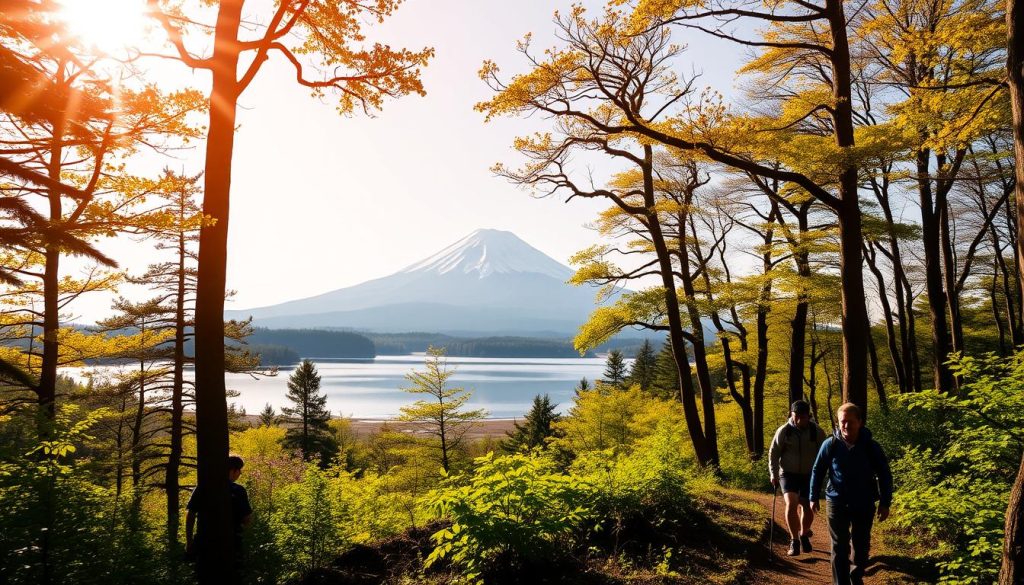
top-left (231, 356), bottom-right (607, 418)
top-left (68, 355), bottom-right (610, 419)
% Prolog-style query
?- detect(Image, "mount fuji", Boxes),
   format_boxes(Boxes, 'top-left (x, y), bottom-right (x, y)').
top-left (226, 229), bottom-right (615, 335)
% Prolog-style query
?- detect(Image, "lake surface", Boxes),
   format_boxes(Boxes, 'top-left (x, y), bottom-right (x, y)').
top-left (70, 356), bottom-right (610, 419)
top-left (233, 356), bottom-right (607, 418)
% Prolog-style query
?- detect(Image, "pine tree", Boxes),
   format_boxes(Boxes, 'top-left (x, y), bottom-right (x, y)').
top-left (501, 394), bottom-right (561, 453)
top-left (628, 340), bottom-right (657, 392)
top-left (652, 338), bottom-right (680, 401)
top-left (281, 360), bottom-right (337, 464)
top-left (602, 349), bottom-right (628, 388)
top-left (258, 404), bottom-right (277, 427)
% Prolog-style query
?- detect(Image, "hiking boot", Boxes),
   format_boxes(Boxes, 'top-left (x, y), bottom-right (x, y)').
top-left (788, 539), bottom-right (800, 556)
top-left (800, 534), bottom-right (812, 553)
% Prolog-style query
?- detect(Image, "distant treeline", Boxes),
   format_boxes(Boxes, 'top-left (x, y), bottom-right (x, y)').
top-left (58, 324), bottom-right (661, 363)
top-left (363, 332), bottom-right (457, 355)
top-left (247, 328), bottom-right (376, 358)
top-left (594, 336), bottom-right (664, 358)
top-left (363, 332), bottom-right (590, 357)
top-left (245, 343), bottom-right (300, 366)
top-left (443, 337), bottom-right (594, 358)
top-left (359, 331), bottom-right (661, 358)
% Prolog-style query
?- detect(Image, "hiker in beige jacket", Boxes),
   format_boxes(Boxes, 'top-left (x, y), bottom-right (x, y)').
top-left (768, 400), bottom-right (827, 556)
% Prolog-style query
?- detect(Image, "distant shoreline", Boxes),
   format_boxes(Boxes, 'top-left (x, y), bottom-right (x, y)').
top-left (237, 413), bottom-right (517, 440)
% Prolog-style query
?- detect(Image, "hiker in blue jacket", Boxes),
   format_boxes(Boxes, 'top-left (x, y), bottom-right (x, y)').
top-left (810, 402), bottom-right (893, 585)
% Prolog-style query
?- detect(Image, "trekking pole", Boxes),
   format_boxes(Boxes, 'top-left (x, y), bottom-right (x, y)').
top-left (769, 482), bottom-right (779, 563)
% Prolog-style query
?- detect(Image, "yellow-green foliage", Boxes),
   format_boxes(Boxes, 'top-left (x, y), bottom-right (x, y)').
top-left (550, 385), bottom-right (684, 456)
top-left (333, 470), bottom-right (430, 542)
top-left (885, 352), bottom-right (1024, 584)
top-left (232, 426), bottom-right (304, 508)
top-left (425, 452), bottom-right (596, 582)
top-left (0, 406), bottom-right (167, 584)
top-left (570, 419), bottom-right (694, 518)
top-left (271, 465), bottom-right (349, 579)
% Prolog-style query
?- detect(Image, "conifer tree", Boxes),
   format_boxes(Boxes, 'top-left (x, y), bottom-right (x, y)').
top-left (628, 340), bottom-right (657, 392)
top-left (258, 404), bottom-right (278, 428)
top-left (602, 350), bottom-right (628, 389)
top-left (501, 394), bottom-right (561, 453)
top-left (651, 339), bottom-right (680, 401)
top-left (281, 360), bottom-right (337, 464)
top-left (398, 347), bottom-right (486, 473)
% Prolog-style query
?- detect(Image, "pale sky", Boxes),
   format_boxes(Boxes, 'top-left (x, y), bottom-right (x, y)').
top-left (71, 0), bottom-right (745, 323)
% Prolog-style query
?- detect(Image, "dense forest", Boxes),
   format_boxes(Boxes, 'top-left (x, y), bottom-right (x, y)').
top-left (243, 329), bottom-right (655, 359)
top-left (246, 329), bottom-right (375, 360)
top-left (367, 331), bottom-right (659, 358)
top-left (1, 0), bottom-right (1024, 584)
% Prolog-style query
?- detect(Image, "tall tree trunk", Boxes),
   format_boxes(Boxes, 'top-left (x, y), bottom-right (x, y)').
top-left (866, 243), bottom-right (907, 394)
top-left (917, 150), bottom-right (956, 394)
top-left (783, 200), bottom-right (812, 406)
top-left (827, 0), bottom-right (870, 420)
top-left (131, 358), bottom-right (146, 491)
top-left (1003, 451), bottom-right (1024, 585)
top-left (39, 66), bottom-right (68, 425)
top-left (866, 330), bottom-right (887, 410)
top-left (1002, 0), bottom-right (1024, 580)
top-left (869, 175), bottom-right (915, 394)
top-left (640, 146), bottom-right (714, 466)
top-left (676, 190), bottom-right (719, 465)
top-left (938, 178), bottom-right (965, 360)
top-left (1002, 175), bottom-right (1024, 345)
top-left (194, 2), bottom-right (242, 582)
top-left (751, 203), bottom-right (776, 458)
top-left (166, 218), bottom-right (187, 566)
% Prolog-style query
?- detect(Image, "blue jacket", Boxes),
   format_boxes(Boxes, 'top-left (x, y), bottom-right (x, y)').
top-left (809, 427), bottom-right (893, 509)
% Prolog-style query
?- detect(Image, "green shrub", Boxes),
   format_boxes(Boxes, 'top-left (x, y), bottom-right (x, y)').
top-left (0, 406), bottom-right (168, 585)
top-left (573, 420), bottom-right (691, 517)
top-left (886, 352), bottom-right (1024, 585)
top-left (570, 420), bottom-right (698, 552)
top-left (424, 452), bottom-right (595, 582)
top-left (271, 464), bottom-right (349, 580)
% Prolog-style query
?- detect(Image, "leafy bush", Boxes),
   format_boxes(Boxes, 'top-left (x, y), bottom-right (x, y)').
top-left (886, 352), bottom-right (1024, 584)
top-left (0, 406), bottom-right (168, 585)
top-left (424, 452), bottom-right (595, 581)
top-left (271, 464), bottom-right (350, 580)
top-left (571, 421), bottom-right (697, 552)
top-left (550, 385), bottom-right (683, 460)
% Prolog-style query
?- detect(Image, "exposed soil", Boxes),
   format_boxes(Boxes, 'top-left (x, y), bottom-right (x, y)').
top-left (744, 492), bottom-right (934, 585)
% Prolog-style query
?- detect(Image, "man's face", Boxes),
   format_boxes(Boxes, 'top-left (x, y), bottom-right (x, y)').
top-left (838, 409), bottom-right (862, 442)
top-left (791, 411), bottom-right (810, 429)
top-left (228, 468), bottom-right (242, 482)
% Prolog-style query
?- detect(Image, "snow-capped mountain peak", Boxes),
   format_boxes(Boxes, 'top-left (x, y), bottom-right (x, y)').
top-left (399, 229), bottom-right (573, 280)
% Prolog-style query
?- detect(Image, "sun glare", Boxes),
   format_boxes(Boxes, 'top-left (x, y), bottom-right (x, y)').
top-left (57, 0), bottom-right (156, 55)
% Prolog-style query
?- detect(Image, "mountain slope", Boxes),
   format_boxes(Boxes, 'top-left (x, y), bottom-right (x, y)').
top-left (227, 229), bottom-right (609, 334)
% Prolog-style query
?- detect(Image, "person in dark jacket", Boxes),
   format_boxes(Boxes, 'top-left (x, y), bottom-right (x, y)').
top-left (810, 403), bottom-right (893, 585)
top-left (768, 399), bottom-right (827, 556)
top-left (185, 455), bottom-right (253, 566)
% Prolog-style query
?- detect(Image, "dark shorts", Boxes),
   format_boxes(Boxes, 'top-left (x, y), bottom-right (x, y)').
top-left (780, 472), bottom-right (810, 500)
